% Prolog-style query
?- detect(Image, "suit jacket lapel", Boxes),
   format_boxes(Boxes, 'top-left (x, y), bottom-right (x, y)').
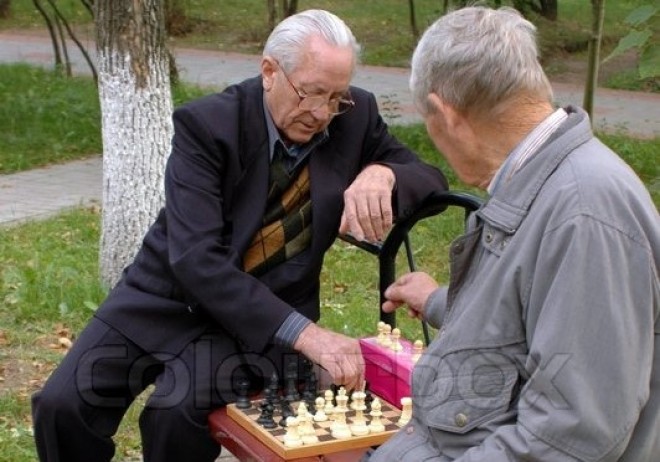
top-left (231, 79), bottom-right (270, 254)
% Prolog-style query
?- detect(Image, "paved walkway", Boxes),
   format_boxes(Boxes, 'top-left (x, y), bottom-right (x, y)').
top-left (0, 30), bottom-right (658, 228)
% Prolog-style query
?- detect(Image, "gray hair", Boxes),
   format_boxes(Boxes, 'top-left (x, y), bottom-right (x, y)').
top-left (410, 6), bottom-right (553, 116)
top-left (263, 9), bottom-right (361, 73)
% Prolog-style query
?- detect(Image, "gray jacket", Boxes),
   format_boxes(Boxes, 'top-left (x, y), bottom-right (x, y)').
top-left (372, 107), bottom-right (659, 461)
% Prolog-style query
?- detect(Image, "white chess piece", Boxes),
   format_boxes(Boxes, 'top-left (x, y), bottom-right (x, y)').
top-left (397, 397), bottom-right (413, 427)
top-left (381, 323), bottom-right (392, 348)
top-left (323, 389), bottom-right (335, 416)
top-left (368, 398), bottom-right (385, 433)
top-left (313, 396), bottom-right (328, 422)
top-left (296, 401), bottom-right (309, 419)
top-left (330, 406), bottom-right (352, 439)
top-left (335, 387), bottom-right (349, 412)
top-left (412, 339), bottom-right (424, 363)
top-left (376, 321), bottom-right (386, 345)
top-left (283, 417), bottom-right (303, 447)
top-left (390, 327), bottom-right (403, 352)
top-left (300, 412), bottom-right (319, 444)
top-left (349, 391), bottom-right (369, 436)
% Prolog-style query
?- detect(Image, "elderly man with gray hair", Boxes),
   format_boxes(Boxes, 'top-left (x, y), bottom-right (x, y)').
top-left (370, 6), bottom-right (659, 462)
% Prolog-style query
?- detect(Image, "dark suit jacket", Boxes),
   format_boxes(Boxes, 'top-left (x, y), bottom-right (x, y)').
top-left (96, 77), bottom-right (447, 360)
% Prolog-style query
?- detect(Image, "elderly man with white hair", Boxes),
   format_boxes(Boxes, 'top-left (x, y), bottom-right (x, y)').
top-left (371, 6), bottom-right (659, 462)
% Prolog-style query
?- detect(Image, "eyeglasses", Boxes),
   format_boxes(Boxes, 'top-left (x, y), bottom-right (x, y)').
top-left (277, 62), bottom-right (355, 116)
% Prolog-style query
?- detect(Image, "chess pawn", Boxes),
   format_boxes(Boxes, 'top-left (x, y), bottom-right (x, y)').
top-left (390, 327), bottom-right (403, 352)
top-left (323, 390), bottom-right (335, 415)
top-left (411, 339), bottom-right (424, 363)
top-left (313, 396), bottom-right (328, 422)
top-left (397, 397), bottom-right (413, 427)
top-left (368, 398), bottom-right (385, 433)
top-left (300, 412), bottom-right (319, 444)
top-left (376, 321), bottom-right (386, 345)
top-left (283, 417), bottom-right (303, 448)
top-left (381, 324), bottom-right (392, 348)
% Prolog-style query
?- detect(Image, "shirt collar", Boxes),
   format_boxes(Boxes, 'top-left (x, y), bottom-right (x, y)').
top-left (488, 107), bottom-right (568, 195)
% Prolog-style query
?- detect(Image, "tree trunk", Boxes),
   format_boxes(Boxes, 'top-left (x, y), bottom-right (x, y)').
top-left (284, 0), bottom-right (297, 17)
top-left (540, 0), bottom-right (558, 21)
top-left (0, 0), bottom-right (10, 19)
top-left (33, 0), bottom-right (63, 73)
top-left (408, 0), bottom-right (419, 42)
top-left (267, 0), bottom-right (276, 31)
top-left (583, 0), bottom-right (605, 122)
top-left (94, 0), bottom-right (173, 287)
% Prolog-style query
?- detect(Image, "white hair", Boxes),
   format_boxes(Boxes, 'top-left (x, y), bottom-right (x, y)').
top-left (410, 6), bottom-right (553, 116)
top-left (263, 9), bottom-right (361, 73)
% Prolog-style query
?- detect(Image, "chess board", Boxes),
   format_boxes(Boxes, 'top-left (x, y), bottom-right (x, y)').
top-left (226, 396), bottom-right (402, 459)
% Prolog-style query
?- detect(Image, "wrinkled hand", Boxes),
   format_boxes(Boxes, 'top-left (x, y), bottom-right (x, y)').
top-left (339, 164), bottom-right (395, 242)
top-left (382, 272), bottom-right (439, 319)
top-left (294, 323), bottom-right (364, 391)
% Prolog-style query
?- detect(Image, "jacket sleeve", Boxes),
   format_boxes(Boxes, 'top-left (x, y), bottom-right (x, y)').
top-left (455, 214), bottom-right (658, 461)
top-left (353, 89), bottom-right (449, 217)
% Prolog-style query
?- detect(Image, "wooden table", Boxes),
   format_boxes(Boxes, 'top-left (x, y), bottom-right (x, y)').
top-left (208, 408), bottom-right (371, 462)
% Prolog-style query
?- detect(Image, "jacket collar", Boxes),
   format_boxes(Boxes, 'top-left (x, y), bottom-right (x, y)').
top-left (477, 106), bottom-right (594, 233)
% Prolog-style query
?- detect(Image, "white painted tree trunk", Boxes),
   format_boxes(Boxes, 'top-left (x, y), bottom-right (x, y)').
top-left (95, 0), bottom-right (173, 287)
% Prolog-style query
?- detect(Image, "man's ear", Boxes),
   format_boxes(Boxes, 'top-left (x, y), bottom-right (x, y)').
top-left (261, 57), bottom-right (277, 91)
top-left (427, 93), bottom-right (462, 131)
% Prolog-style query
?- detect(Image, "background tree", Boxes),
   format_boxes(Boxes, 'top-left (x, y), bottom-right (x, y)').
top-left (583, 0), bottom-right (606, 121)
top-left (408, 0), bottom-right (419, 42)
top-left (94, 0), bottom-right (173, 287)
top-left (0, 0), bottom-right (10, 18)
top-left (32, 0), bottom-right (97, 80)
top-left (603, 4), bottom-right (659, 81)
top-left (267, 0), bottom-right (298, 31)
top-left (513, 0), bottom-right (558, 21)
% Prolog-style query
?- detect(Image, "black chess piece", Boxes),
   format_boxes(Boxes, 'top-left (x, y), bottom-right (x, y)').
top-left (302, 369), bottom-right (317, 409)
top-left (235, 378), bottom-right (251, 410)
top-left (279, 397), bottom-right (294, 427)
top-left (284, 359), bottom-right (300, 402)
top-left (264, 371), bottom-right (279, 406)
top-left (257, 401), bottom-right (277, 429)
top-left (364, 390), bottom-right (374, 413)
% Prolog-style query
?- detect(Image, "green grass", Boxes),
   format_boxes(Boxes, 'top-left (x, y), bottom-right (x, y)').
top-left (0, 63), bottom-right (101, 173)
top-left (0, 63), bottom-right (207, 174)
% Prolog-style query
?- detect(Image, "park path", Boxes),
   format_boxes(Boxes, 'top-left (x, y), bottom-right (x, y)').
top-left (2, 31), bottom-right (657, 226)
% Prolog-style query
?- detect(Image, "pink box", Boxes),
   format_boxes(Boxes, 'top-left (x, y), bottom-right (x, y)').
top-left (359, 336), bottom-right (415, 408)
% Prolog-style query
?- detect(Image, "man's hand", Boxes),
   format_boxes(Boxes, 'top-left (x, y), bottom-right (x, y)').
top-left (382, 272), bottom-right (439, 319)
top-left (339, 164), bottom-right (395, 242)
top-left (293, 323), bottom-right (364, 391)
